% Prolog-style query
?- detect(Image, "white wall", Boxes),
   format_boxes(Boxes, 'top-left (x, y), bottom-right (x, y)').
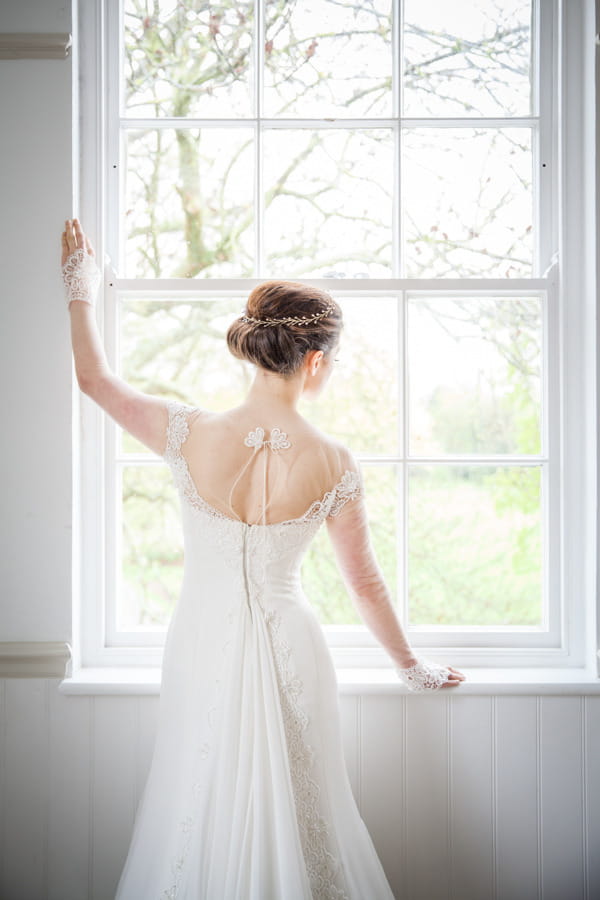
top-left (0, 2), bottom-right (599, 899)
top-left (0, 0), bottom-right (73, 642)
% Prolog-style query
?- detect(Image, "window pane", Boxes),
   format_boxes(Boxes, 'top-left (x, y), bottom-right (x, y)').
top-left (300, 297), bottom-right (398, 454)
top-left (304, 465), bottom-right (398, 624)
top-left (123, 0), bottom-right (255, 118)
top-left (408, 296), bottom-right (542, 455)
top-left (402, 127), bottom-right (533, 277)
top-left (403, 0), bottom-right (533, 117)
top-left (263, 0), bottom-right (393, 117)
top-left (123, 128), bottom-right (255, 278)
top-left (119, 297), bottom-right (253, 454)
top-left (408, 464), bottom-right (543, 626)
top-left (264, 129), bottom-right (393, 277)
top-left (118, 464), bottom-right (183, 630)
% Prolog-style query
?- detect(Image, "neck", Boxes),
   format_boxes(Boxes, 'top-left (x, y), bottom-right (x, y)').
top-left (243, 368), bottom-right (305, 411)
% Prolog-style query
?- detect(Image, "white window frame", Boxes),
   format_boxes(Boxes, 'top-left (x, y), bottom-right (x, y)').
top-left (72, 0), bottom-right (598, 676)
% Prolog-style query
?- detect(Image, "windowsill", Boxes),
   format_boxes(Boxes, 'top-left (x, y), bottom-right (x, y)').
top-left (57, 665), bottom-right (600, 695)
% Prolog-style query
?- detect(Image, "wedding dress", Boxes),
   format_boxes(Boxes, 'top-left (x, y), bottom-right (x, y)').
top-left (59, 234), bottom-right (455, 899)
top-left (114, 399), bottom-right (398, 900)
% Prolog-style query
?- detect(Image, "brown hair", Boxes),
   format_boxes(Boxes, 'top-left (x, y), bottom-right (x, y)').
top-left (226, 281), bottom-right (343, 377)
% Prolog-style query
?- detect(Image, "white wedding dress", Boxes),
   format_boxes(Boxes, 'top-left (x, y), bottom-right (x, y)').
top-left (114, 399), bottom-right (397, 899)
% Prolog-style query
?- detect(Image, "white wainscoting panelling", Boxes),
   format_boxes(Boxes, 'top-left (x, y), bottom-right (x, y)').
top-left (404, 694), bottom-right (451, 900)
top-left (450, 696), bottom-right (495, 898)
top-left (585, 697), bottom-right (600, 897)
top-left (540, 697), bottom-right (586, 900)
top-left (92, 698), bottom-right (137, 900)
top-left (360, 695), bottom-right (405, 897)
top-left (495, 696), bottom-right (540, 899)
top-left (0, 682), bottom-right (599, 900)
top-left (0, 681), bottom-right (3, 894)
top-left (47, 686), bottom-right (91, 900)
top-left (3, 680), bottom-right (50, 898)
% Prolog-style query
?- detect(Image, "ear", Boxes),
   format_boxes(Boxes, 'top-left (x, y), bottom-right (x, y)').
top-left (305, 349), bottom-right (324, 376)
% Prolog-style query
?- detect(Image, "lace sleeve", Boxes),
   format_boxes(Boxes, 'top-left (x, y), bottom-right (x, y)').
top-left (326, 495), bottom-right (415, 668)
top-left (326, 497), bottom-right (458, 689)
top-left (163, 400), bottom-right (198, 461)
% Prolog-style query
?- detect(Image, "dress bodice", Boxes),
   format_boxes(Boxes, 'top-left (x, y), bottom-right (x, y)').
top-left (162, 400), bottom-right (363, 613)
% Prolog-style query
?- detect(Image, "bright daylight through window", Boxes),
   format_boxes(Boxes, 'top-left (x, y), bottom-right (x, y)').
top-left (95, 0), bottom-right (558, 665)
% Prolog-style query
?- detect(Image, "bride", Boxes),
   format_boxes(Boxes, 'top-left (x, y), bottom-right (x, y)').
top-left (62, 217), bottom-right (466, 899)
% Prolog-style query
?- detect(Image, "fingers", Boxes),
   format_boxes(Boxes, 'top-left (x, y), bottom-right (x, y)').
top-left (441, 665), bottom-right (467, 688)
top-left (60, 230), bottom-right (69, 266)
top-left (447, 666), bottom-right (466, 677)
top-left (64, 219), bottom-right (76, 255)
top-left (62, 218), bottom-right (96, 260)
top-left (72, 217), bottom-right (96, 256)
top-left (73, 218), bottom-right (85, 250)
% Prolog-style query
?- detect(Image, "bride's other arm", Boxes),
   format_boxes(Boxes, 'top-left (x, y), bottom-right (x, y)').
top-left (62, 218), bottom-right (168, 457)
top-left (326, 494), bottom-right (466, 688)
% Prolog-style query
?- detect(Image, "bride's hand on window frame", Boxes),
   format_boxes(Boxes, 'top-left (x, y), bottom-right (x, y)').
top-left (61, 217), bottom-right (101, 308)
top-left (61, 216), bottom-right (95, 267)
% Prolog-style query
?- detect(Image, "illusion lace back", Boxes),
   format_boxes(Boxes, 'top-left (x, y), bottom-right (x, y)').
top-left (114, 401), bottom-right (396, 900)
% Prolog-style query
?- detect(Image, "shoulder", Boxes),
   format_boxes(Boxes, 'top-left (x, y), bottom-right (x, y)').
top-left (296, 419), bottom-right (360, 467)
top-left (297, 426), bottom-right (363, 514)
top-left (320, 434), bottom-right (361, 481)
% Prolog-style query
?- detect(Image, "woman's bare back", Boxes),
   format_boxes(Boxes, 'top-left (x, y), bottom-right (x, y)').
top-left (179, 403), bottom-right (358, 526)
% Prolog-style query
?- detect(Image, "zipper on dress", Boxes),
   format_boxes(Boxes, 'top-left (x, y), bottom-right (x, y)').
top-left (241, 526), bottom-right (254, 623)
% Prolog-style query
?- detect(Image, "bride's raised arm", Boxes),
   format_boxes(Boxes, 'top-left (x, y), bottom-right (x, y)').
top-left (62, 217), bottom-right (169, 457)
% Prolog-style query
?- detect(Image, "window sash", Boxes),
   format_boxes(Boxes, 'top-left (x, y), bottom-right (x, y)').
top-left (102, 276), bottom-right (559, 662)
top-left (75, 0), bottom-right (597, 671)
top-left (106, 0), bottom-right (554, 278)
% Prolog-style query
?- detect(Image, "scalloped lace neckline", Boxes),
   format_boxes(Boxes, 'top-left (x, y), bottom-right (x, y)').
top-left (182, 469), bottom-right (343, 529)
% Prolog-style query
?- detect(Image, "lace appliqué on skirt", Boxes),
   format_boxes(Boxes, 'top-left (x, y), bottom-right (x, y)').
top-left (160, 788), bottom-right (200, 900)
top-left (264, 608), bottom-right (350, 900)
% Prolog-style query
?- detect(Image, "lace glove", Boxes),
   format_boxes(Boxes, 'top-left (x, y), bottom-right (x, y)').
top-left (62, 247), bottom-right (102, 308)
top-left (394, 658), bottom-right (452, 692)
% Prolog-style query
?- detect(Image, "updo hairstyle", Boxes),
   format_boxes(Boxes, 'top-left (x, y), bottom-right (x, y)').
top-left (226, 281), bottom-right (343, 377)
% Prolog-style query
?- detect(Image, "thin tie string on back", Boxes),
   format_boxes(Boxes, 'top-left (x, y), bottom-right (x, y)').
top-left (226, 426), bottom-right (292, 526)
top-left (227, 427), bottom-right (293, 624)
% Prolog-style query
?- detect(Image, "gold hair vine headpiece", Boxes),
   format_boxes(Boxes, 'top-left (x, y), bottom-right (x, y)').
top-left (239, 302), bottom-right (335, 328)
